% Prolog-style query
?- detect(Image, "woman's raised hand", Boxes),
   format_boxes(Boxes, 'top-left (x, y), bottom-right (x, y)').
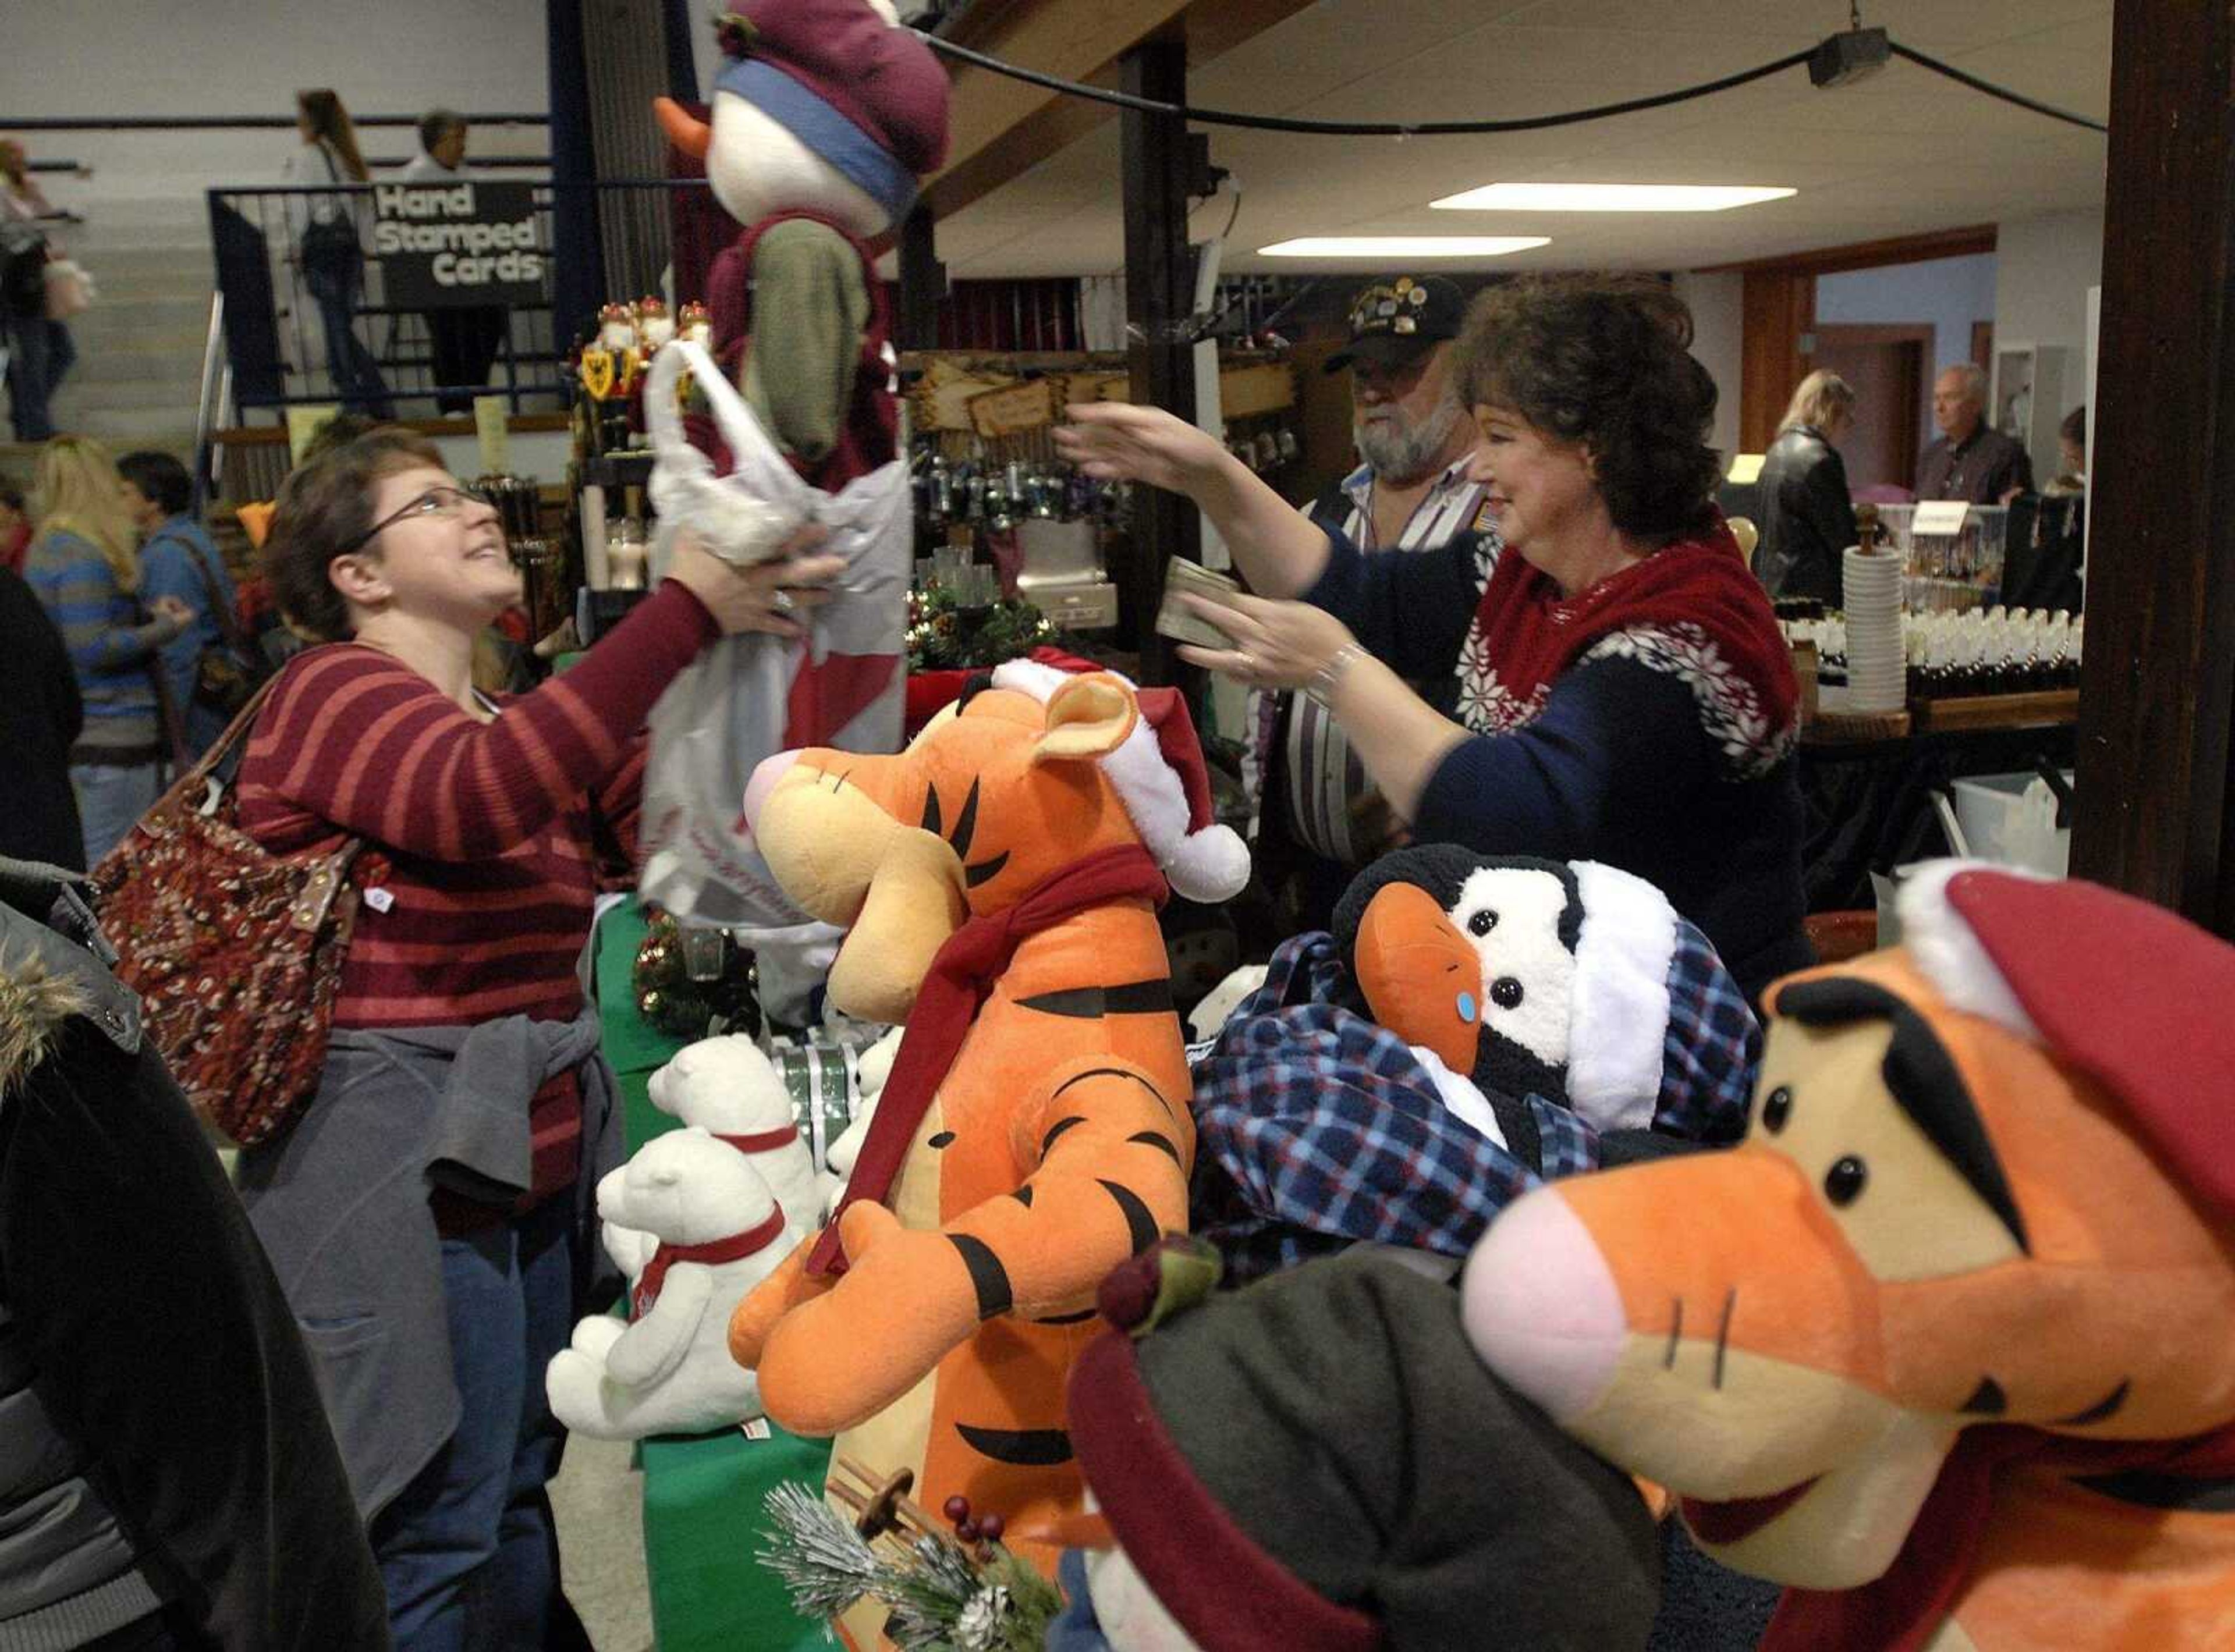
top-left (666, 525), bottom-right (846, 640)
top-left (1054, 402), bottom-right (1240, 499)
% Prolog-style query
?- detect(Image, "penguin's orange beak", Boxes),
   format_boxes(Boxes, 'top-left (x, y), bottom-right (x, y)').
top-left (1353, 882), bottom-right (1482, 1074)
top-left (654, 96), bottom-right (712, 160)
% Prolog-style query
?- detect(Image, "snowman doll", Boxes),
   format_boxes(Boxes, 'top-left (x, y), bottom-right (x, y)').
top-left (633, 0), bottom-right (950, 989)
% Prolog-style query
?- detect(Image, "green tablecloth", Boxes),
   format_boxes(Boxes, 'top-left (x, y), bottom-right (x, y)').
top-left (593, 900), bottom-right (840, 1652)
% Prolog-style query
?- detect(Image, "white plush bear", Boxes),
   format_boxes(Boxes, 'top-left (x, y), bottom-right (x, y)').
top-left (645, 1033), bottom-right (821, 1235)
top-left (547, 1127), bottom-right (797, 1440)
top-left (815, 1023), bottom-right (902, 1219)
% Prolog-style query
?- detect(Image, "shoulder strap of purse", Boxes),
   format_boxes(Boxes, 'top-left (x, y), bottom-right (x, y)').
top-left (172, 530), bottom-right (253, 656)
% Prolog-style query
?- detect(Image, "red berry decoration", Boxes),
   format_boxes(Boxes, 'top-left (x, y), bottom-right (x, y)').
top-left (957, 1518), bottom-right (981, 1541)
top-left (943, 1495), bottom-right (971, 1525)
top-left (977, 1513), bottom-right (1005, 1543)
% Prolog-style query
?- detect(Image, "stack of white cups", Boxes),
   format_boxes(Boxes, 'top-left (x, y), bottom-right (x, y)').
top-left (1842, 546), bottom-right (1907, 712)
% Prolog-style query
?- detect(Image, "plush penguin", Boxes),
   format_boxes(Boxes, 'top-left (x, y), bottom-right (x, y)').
top-left (1335, 847), bottom-right (1756, 1162)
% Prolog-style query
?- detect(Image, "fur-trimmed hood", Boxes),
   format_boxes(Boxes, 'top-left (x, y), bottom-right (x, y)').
top-left (0, 946), bottom-right (91, 1093)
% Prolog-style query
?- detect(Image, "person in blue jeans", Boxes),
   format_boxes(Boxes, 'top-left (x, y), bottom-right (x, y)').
top-left (2, 138), bottom-right (79, 442)
top-left (120, 449), bottom-right (240, 756)
top-left (22, 437), bottom-right (191, 866)
top-left (283, 91), bottom-right (394, 418)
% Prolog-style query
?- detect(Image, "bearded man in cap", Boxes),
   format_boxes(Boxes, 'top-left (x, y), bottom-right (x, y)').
top-left (1250, 275), bottom-right (1498, 932)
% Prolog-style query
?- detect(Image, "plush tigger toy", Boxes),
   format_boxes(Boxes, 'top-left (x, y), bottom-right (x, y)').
top-left (1466, 863), bottom-right (2235, 1652)
top-left (728, 660), bottom-right (1248, 1636)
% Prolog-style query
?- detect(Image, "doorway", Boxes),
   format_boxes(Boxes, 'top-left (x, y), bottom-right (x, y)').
top-left (1811, 322), bottom-right (1930, 495)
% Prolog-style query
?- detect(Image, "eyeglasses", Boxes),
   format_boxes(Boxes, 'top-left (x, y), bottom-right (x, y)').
top-left (339, 484), bottom-right (494, 555)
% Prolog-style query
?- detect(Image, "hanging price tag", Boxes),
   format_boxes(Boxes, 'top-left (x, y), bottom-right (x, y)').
top-left (474, 395), bottom-right (511, 476)
top-left (1911, 500), bottom-right (1970, 535)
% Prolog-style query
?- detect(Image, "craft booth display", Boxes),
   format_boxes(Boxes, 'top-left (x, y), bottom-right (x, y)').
top-left (1187, 846), bottom-right (1758, 1282)
top-left (549, 1034), bottom-right (818, 1440)
top-left (636, 0), bottom-right (950, 955)
top-left (1466, 864), bottom-right (2235, 1652)
top-left (724, 661), bottom-right (1248, 1646)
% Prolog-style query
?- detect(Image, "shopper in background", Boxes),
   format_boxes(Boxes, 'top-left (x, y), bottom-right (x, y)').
top-left (121, 449), bottom-right (242, 756)
top-left (1754, 368), bottom-right (1859, 605)
top-left (399, 111), bottom-right (508, 414)
top-left (0, 477), bottom-right (30, 575)
top-left (2045, 404), bottom-right (2088, 495)
top-left (22, 438), bottom-right (191, 867)
top-left (1916, 362), bottom-right (2032, 503)
top-left (2, 137), bottom-right (79, 443)
top-left (1059, 275), bottom-right (1812, 1003)
top-left (233, 429), bottom-right (842, 1649)
top-left (284, 90), bottom-right (395, 418)
top-left (0, 559), bottom-right (84, 868)
top-left (1254, 273), bottom-right (1494, 932)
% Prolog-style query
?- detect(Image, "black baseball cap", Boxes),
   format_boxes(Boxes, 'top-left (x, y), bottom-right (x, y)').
top-left (1324, 275), bottom-right (1467, 374)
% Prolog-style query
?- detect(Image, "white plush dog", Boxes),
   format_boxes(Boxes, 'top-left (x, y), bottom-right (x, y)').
top-left (548, 1127), bottom-right (798, 1440)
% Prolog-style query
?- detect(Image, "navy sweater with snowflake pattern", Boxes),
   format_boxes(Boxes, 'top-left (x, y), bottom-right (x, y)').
top-left (1305, 527), bottom-right (1812, 1003)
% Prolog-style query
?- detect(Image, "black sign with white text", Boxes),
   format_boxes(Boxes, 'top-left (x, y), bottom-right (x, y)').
top-left (371, 180), bottom-right (544, 308)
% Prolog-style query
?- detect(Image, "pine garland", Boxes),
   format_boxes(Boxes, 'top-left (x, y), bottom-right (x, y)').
top-left (755, 1486), bottom-right (1065, 1651)
top-left (906, 585), bottom-right (1055, 672)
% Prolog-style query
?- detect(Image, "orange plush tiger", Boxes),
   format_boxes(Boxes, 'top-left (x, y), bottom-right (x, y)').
top-left (728, 660), bottom-right (1247, 1629)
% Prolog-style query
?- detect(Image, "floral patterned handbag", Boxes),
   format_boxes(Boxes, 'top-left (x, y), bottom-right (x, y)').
top-left (90, 680), bottom-right (381, 1146)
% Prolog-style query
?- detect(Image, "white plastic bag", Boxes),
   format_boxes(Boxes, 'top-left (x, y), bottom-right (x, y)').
top-left (636, 339), bottom-right (911, 954)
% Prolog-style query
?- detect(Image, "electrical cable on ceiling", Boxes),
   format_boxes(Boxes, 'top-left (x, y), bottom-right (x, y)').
top-left (1887, 42), bottom-right (2107, 134)
top-left (911, 29), bottom-right (2106, 139)
top-left (916, 33), bottom-right (1815, 136)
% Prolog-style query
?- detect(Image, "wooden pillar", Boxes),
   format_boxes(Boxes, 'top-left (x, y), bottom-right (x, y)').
top-left (1738, 269), bottom-right (1815, 454)
top-left (2071, 0), bottom-right (2235, 935)
top-left (1120, 34), bottom-right (1197, 687)
top-left (895, 203), bottom-right (944, 353)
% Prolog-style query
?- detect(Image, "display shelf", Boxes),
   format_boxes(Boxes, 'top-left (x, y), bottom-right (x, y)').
top-left (1910, 689), bottom-right (2080, 733)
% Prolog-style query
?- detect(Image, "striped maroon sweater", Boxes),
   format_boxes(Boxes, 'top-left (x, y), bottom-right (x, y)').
top-left (239, 581), bottom-right (718, 1207)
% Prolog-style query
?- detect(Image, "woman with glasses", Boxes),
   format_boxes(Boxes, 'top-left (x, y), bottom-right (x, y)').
top-left (232, 428), bottom-right (842, 1649)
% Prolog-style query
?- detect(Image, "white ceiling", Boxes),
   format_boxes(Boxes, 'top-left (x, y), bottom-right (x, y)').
top-left (934, 0), bottom-right (2113, 278)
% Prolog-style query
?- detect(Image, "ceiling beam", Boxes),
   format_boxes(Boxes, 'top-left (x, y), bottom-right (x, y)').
top-left (1698, 224), bottom-right (1999, 278)
top-left (923, 0), bottom-right (1314, 223)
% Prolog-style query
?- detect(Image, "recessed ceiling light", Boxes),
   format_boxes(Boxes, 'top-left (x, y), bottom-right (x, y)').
top-left (1257, 236), bottom-right (1551, 258)
top-left (1430, 183), bottom-right (1797, 212)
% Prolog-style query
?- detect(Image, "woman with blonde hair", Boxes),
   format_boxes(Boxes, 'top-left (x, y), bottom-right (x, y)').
top-left (284, 88), bottom-right (393, 416)
top-left (1754, 368), bottom-right (1859, 604)
top-left (22, 436), bottom-right (193, 863)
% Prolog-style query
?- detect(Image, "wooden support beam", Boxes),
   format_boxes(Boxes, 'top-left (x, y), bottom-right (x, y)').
top-left (923, 0), bottom-right (1313, 224)
top-left (2071, 0), bottom-right (2235, 935)
top-left (1120, 36), bottom-right (1195, 688)
top-left (895, 204), bottom-right (944, 351)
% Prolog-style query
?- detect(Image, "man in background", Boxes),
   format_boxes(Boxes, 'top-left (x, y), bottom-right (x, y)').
top-left (1917, 362), bottom-right (2034, 503)
top-left (400, 110), bottom-right (508, 414)
top-left (1249, 274), bottom-right (1494, 931)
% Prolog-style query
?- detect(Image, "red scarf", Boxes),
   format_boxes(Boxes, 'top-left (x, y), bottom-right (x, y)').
top-left (806, 843), bottom-right (1170, 1277)
top-left (1762, 1420), bottom-right (2235, 1651)
top-left (630, 1202), bottom-right (790, 1321)
top-left (1468, 516), bottom-right (1796, 745)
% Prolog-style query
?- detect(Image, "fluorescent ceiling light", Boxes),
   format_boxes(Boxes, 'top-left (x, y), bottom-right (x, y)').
top-left (1431, 183), bottom-right (1796, 212)
top-left (1258, 236), bottom-right (1550, 258)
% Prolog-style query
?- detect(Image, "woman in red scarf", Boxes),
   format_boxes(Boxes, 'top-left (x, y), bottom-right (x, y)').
top-left (1059, 276), bottom-right (1811, 1002)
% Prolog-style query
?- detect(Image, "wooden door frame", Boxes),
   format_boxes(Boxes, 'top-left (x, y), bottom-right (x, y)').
top-left (1725, 225), bottom-right (1998, 456)
top-left (1810, 322), bottom-right (1931, 487)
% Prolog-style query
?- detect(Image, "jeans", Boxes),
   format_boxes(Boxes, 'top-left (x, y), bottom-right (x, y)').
top-left (5, 315), bottom-right (76, 442)
top-left (302, 249), bottom-right (394, 418)
top-left (70, 759), bottom-right (161, 867)
top-left (368, 1195), bottom-right (590, 1651)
